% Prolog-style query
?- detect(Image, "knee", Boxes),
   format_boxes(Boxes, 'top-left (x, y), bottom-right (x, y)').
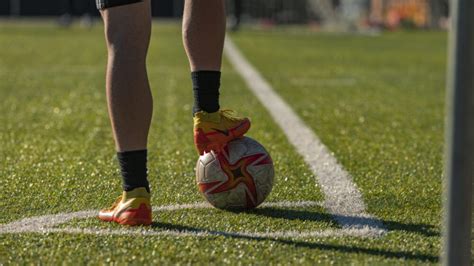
top-left (105, 24), bottom-right (149, 62)
top-left (102, 8), bottom-right (150, 61)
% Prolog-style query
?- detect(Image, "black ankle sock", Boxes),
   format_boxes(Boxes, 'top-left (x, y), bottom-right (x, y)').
top-left (192, 71), bottom-right (221, 115)
top-left (117, 149), bottom-right (150, 193)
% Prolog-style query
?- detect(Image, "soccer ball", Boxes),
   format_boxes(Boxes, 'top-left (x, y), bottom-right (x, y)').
top-left (195, 137), bottom-right (274, 210)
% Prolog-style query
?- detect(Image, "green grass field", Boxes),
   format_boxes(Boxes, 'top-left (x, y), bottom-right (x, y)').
top-left (0, 22), bottom-right (446, 264)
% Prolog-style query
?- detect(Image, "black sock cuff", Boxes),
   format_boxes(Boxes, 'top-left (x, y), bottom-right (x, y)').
top-left (117, 149), bottom-right (148, 159)
top-left (192, 71), bottom-right (221, 114)
top-left (117, 149), bottom-right (149, 192)
top-left (191, 71), bottom-right (221, 89)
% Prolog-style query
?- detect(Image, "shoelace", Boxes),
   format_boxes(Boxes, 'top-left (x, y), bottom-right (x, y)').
top-left (220, 109), bottom-right (242, 122)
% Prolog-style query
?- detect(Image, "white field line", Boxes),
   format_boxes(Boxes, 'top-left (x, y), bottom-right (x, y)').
top-left (0, 201), bottom-right (381, 238)
top-left (0, 201), bottom-right (322, 234)
top-left (224, 37), bottom-right (386, 236)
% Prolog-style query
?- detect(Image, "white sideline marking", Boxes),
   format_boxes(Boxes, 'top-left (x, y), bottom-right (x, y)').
top-left (0, 201), bottom-right (381, 238)
top-left (224, 37), bottom-right (386, 236)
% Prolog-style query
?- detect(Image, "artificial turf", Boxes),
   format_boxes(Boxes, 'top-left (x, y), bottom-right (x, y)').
top-left (0, 22), bottom-right (446, 264)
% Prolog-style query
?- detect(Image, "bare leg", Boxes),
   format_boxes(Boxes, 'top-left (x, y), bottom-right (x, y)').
top-left (182, 0), bottom-right (226, 71)
top-left (100, 0), bottom-right (152, 152)
top-left (182, 0), bottom-right (251, 155)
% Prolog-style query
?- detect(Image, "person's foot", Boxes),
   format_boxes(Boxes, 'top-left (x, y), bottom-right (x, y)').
top-left (98, 187), bottom-right (152, 226)
top-left (194, 109), bottom-right (251, 155)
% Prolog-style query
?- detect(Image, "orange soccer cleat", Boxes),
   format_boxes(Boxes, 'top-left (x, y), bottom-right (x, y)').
top-left (193, 109), bottom-right (251, 155)
top-left (98, 187), bottom-right (152, 226)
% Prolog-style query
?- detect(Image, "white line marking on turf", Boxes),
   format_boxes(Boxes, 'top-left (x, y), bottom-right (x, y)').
top-left (224, 37), bottom-right (386, 236)
top-left (0, 201), bottom-right (381, 238)
top-left (0, 201), bottom-right (322, 233)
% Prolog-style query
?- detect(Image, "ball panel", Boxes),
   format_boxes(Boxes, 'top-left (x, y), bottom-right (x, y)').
top-left (248, 164), bottom-right (274, 205)
top-left (196, 151), bottom-right (228, 184)
top-left (195, 160), bottom-right (204, 184)
top-left (225, 137), bottom-right (267, 164)
top-left (205, 184), bottom-right (248, 209)
top-left (200, 151), bottom-right (217, 166)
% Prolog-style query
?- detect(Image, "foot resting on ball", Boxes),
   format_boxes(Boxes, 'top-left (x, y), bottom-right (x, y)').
top-left (193, 109), bottom-right (251, 155)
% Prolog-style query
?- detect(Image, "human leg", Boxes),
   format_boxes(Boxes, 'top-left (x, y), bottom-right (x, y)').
top-left (182, 0), bottom-right (250, 155)
top-left (97, 0), bottom-right (152, 225)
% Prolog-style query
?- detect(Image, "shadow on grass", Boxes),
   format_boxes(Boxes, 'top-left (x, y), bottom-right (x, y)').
top-left (149, 207), bottom-right (439, 263)
top-left (248, 207), bottom-right (439, 237)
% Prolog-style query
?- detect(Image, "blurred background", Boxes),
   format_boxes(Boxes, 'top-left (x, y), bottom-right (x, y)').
top-left (0, 0), bottom-right (450, 31)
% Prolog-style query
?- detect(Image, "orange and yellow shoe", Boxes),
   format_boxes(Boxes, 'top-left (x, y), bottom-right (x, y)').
top-left (98, 187), bottom-right (152, 226)
top-left (193, 109), bottom-right (251, 155)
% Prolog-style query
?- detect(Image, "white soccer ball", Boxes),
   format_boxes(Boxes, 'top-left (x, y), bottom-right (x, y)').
top-left (195, 137), bottom-right (274, 210)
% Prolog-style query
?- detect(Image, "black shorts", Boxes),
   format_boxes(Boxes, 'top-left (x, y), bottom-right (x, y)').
top-left (96, 0), bottom-right (143, 10)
